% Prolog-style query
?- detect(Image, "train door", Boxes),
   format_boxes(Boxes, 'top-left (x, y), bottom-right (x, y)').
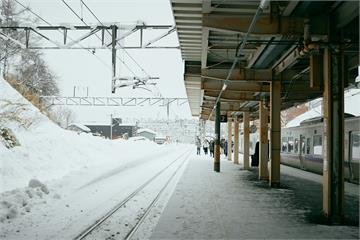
top-left (349, 131), bottom-right (360, 181)
top-left (299, 135), bottom-right (305, 169)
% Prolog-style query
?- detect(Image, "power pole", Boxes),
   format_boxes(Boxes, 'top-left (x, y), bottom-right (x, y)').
top-left (110, 114), bottom-right (113, 140)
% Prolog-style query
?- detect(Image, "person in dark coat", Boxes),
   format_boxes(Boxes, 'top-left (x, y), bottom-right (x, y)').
top-left (251, 141), bottom-right (260, 166)
top-left (224, 140), bottom-right (228, 157)
top-left (203, 139), bottom-right (209, 155)
top-left (209, 140), bottom-right (215, 157)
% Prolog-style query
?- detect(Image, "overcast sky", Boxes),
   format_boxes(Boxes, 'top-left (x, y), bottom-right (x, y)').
top-left (18, 0), bottom-right (192, 123)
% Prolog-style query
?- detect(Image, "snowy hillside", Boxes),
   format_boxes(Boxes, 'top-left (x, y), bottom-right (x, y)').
top-left (0, 76), bottom-right (180, 226)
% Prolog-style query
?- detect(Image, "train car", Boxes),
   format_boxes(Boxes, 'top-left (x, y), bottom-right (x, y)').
top-left (239, 115), bottom-right (360, 183)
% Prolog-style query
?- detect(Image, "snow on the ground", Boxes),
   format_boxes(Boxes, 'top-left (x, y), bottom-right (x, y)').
top-left (0, 76), bottom-right (191, 239)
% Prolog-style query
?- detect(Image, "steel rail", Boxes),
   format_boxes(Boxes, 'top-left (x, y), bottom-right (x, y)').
top-left (73, 148), bottom-right (191, 240)
top-left (124, 151), bottom-right (190, 240)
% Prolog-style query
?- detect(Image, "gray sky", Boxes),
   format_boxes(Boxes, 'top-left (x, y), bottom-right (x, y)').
top-left (19, 0), bottom-right (192, 122)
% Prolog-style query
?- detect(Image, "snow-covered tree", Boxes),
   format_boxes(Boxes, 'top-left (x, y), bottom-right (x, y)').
top-left (47, 106), bottom-right (75, 128)
top-left (15, 49), bottom-right (59, 96)
top-left (0, 0), bottom-right (59, 96)
top-left (0, 0), bottom-right (26, 76)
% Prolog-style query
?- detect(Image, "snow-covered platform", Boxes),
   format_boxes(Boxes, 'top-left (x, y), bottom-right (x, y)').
top-left (151, 155), bottom-right (359, 239)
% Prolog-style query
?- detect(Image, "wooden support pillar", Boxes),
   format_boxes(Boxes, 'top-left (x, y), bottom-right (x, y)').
top-left (227, 119), bottom-right (232, 161)
top-left (259, 101), bottom-right (269, 180)
top-left (322, 47), bottom-right (345, 223)
top-left (234, 117), bottom-right (239, 164)
top-left (243, 112), bottom-right (250, 170)
top-left (214, 101), bottom-right (221, 172)
top-left (269, 80), bottom-right (281, 187)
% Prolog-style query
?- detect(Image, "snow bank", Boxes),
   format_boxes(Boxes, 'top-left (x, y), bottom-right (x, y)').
top-left (0, 77), bottom-right (160, 192)
top-left (0, 76), bottom-right (177, 223)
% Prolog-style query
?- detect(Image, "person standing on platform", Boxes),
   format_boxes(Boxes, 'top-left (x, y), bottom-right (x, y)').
top-left (203, 139), bottom-right (209, 155)
top-left (195, 136), bottom-right (201, 155)
top-left (224, 140), bottom-right (228, 157)
top-left (209, 139), bottom-right (214, 157)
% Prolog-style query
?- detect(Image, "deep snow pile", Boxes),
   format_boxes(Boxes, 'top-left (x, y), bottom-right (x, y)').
top-left (0, 77), bottom-right (165, 222)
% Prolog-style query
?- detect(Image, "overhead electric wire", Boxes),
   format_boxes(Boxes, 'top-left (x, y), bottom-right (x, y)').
top-left (14, 0), bottom-right (52, 26)
top-left (13, 0), bottom-right (111, 70)
top-left (80, 0), bottom-right (151, 77)
top-left (60, 0), bottom-right (138, 77)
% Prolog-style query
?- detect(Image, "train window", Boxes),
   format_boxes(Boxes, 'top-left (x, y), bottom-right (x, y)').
top-left (351, 132), bottom-right (360, 163)
top-left (288, 137), bottom-right (294, 153)
top-left (313, 135), bottom-right (322, 155)
top-left (301, 136), bottom-right (305, 154)
top-left (306, 138), bottom-right (310, 154)
top-left (294, 139), bottom-right (299, 153)
top-left (282, 137), bottom-right (288, 152)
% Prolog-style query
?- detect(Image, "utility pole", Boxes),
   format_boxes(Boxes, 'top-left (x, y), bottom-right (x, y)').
top-left (110, 113), bottom-right (113, 140)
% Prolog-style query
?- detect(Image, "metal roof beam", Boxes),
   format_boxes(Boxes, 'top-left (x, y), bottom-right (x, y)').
top-left (204, 91), bottom-right (260, 101)
top-left (203, 14), bottom-right (327, 36)
top-left (201, 68), bottom-right (272, 82)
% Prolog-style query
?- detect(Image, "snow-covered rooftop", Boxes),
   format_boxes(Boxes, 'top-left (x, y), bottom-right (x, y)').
top-left (68, 123), bottom-right (91, 132)
top-left (137, 128), bottom-right (156, 135)
top-left (285, 88), bottom-right (360, 128)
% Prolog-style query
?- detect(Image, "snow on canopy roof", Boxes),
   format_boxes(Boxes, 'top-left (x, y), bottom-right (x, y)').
top-left (286, 88), bottom-right (360, 128)
top-left (68, 123), bottom-right (91, 132)
top-left (137, 128), bottom-right (156, 135)
top-left (285, 106), bottom-right (322, 128)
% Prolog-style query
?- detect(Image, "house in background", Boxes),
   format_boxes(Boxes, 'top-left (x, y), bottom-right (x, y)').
top-left (67, 123), bottom-right (91, 134)
top-left (137, 128), bottom-right (157, 141)
top-left (85, 118), bottom-right (137, 139)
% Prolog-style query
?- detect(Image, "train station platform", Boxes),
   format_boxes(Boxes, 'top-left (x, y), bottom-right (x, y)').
top-left (151, 154), bottom-right (359, 239)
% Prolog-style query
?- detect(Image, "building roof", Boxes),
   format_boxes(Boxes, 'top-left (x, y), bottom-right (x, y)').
top-left (68, 123), bottom-right (91, 132)
top-left (285, 88), bottom-right (360, 128)
top-left (137, 128), bottom-right (157, 135)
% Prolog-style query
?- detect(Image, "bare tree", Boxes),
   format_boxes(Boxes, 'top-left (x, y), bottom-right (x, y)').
top-left (47, 106), bottom-right (75, 128)
top-left (15, 49), bottom-right (59, 96)
top-left (1, 0), bottom-right (59, 97)
top-left (0, 99), bottom-right (37, 129)
top-left (0, 0), bottom-right (26, 76)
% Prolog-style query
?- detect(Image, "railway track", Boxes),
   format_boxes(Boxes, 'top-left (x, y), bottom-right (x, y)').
top-left (73, 148), bottom-right (192, 240)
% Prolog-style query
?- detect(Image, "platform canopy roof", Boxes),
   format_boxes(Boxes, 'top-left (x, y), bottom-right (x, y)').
top-left (170, 0), bottom-right (359, 121)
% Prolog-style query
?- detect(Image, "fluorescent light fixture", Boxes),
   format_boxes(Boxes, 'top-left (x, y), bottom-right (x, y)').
top-left (222, 83), bottom-right (227, 91)
top-left (260, 0), bottom-right (270, 10)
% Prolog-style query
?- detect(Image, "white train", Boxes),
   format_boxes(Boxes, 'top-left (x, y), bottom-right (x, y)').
top-left (239, 115), bottom-right (360, 183)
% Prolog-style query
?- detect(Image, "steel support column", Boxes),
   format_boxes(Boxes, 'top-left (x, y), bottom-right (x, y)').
top-left (243, 112), bottom-right (250, 170)
top-left (269, 80), bottom-right (281, 187)
top-left (322, 47), bottom-right (345, 223)
top-left (227, 119), bottom-right (232, 161)
top-left (111, 25), bottom-right (117, 93)
top-left (234, 117), bottom-right (239, 164)
top-left (214, 101), bottom-right (221, 172)
top-left (259, 101), bottom-right (269, 180)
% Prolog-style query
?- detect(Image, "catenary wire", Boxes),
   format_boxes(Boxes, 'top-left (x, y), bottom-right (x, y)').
top-left (80, 0), bottom-right (150, 77)
top-left (13, 0), bottom-right (112, 70)
top-left (61, 0), bottom-right (139, 77)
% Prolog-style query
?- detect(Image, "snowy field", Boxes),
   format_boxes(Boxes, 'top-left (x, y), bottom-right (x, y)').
top-left (0, 77), bottom-right (192, 239)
